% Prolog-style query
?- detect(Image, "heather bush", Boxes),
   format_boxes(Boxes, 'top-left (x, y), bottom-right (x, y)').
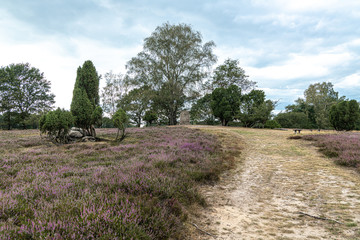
top-left (0, 127), bottom-right (224, 239)
top-left (303, 133), bottom-right (360, 169)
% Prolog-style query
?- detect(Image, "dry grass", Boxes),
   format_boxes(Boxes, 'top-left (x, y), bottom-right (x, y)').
top-left (188, 126), bottom-right (360, 240)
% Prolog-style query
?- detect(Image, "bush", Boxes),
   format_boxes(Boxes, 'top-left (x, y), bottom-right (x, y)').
top-left (39, 108), bottom-right (74, 143)
top-left (264, 120), bottom-right (281, 129)
top-left (112, 108), bottom-right (129, 141)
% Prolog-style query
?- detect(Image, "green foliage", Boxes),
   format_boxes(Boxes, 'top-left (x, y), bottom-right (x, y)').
top-left (71, 60), bottom-right (102, 136)
top-left (101, 117), bottom-right (114, 128)
top-left (0, 63), bottom-right (55, 129)
top-left (264, 120), bottom-right (281, 129)
top-left (143, 110), bottom-right (158, 126)
top-left (70, 88), bottom-right (92, 130)
top-left (329, 100), bottom-right (360, 131)
top-left (304, 82), bottom-right (341, 129)
top-left (211, 85), bottom-right (241, 126)
top-left (40, 108), bottom-right (73, 143)
top-left (285, 98), bottom-right (317, 128)
top-left (119, 86), bottom-right (152, 127)
top-left (206, 58), bottom-right (256, 91)
top-left (238, 90), bottom-right (275, 127)
top-left (275, 112), bottom-right (311, 129)
top-left (190, 94), bottom-right (215, 124)
top-left (112, 108), bottom-right (129, 141)
top-left (127, 23), bottom-right (216, 125)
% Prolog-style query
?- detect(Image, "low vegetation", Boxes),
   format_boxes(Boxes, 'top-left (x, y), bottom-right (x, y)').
top-left (0, 127), bottom-right (226, 239)
top-left (302, 133), bottom-right (360, 170)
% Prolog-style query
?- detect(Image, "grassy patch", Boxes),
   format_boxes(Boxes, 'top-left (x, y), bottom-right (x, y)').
top-left (0, 127), bottom-right (228, 239)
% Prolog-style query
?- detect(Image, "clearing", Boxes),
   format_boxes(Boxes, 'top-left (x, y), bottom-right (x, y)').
top-left (187, 126), bottom-right (360, 240)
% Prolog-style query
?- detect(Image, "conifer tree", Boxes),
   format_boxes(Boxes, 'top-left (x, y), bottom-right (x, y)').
top-left (70, 60), bottom-right (102, 137)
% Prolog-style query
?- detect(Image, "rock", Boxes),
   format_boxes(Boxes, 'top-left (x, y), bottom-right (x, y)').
top-left (69, 130), bottom-right (83, 138)
top-left (179, 110), bottom-right (190, 125)
top-left (82, 136), bottom-right (96, 142)
top-left (71, 127), bottom-right (86, 135)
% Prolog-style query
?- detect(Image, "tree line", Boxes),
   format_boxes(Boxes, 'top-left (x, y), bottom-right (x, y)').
top-left (1, 22), bottom-right (359, 132)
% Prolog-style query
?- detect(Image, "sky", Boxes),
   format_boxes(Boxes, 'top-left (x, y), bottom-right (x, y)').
top-left (0, 0), bottom-right (359, 113)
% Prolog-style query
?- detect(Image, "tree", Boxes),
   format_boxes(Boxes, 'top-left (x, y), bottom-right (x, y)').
top-left (143, 110), bottom-right (158, 126)
top-left (238, 90), bottom-right (275, 127)
top-left (190, 93), bottom-right (215, 124)
top-left (101, 71), bottom-right (128, 117)
top-left (0, 63), bottom-right (55, 129)
top-left (206, 58), bottom-right (256, 92)
top-left (211, 85), bottom-right (242, 126)
top-left (275, 112), bottom-right (310, 129)
top-left (118, 86), bottom-right (152, 127)
top-left (70, 60), bottom-right (102, 137)
top-left (304, 82), bottom-right (341, 129)
top-left (329, 100), bottom-right (360, 131)
top-left (112, 108), bottom-right (129, 141)
top-left (39, 108), bottom-right (74, 144)
top-left (284, 98), bottom-right (317, 128)
top-left (127, 23), bottom-right (217, 125)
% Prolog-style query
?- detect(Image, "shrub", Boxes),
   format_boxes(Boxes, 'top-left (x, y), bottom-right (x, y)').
top-left (264, 120), bottom-right (281, 129)
top-left (112, 108), bottom-right (129, 141)
top-left (39, 108), bottom-right (73, 143)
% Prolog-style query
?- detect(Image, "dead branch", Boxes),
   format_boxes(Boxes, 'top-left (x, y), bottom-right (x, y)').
top-left (297, 211), bottom-right (343, 224)
top-left (191, 222), bottom-right (217, 238)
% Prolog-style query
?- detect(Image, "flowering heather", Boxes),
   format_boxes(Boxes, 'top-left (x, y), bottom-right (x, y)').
top-left (0, 127), bottom-right (224, 239)
top-left (303, 133), bottom-right (360, 170)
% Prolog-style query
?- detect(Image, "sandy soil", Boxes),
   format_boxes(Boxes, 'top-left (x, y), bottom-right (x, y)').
top-left (187, 126), bottom-right (360, 240)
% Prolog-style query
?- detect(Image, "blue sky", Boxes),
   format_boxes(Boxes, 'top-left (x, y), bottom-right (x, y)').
top-left (1, 0), bottom-right (359, 113)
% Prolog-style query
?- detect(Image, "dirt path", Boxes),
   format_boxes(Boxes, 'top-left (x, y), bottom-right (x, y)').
top-left (188, 126), bottom-right (360, 240)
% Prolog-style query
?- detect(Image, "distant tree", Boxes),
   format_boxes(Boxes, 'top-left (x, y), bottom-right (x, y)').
top-left (211, 85), bottom-right (242, 126)
top-left (190, 93), bottom-right (215, 124)
top-left (304, 82), bottom-right (341, 129)
top-left (101, 71), bottom-right (128, 117)
top-left (112, 108), bottom-right (128, 141)
top-left (127, 23), bottom-right (216, 125)
top-left (71, 60), bottom-right (102, 137)
top-left (329, 100), bottom-right (360, 131)
top-left (275, 112), bottom-right (310, 129)
top-left (40, 108), bottom-right (73, 144)
top-left (238, 90), bottom-right (274, 127)
top-left (119, 86), bottom-right (152, 127)
top-left (101, 116), bottom-right (114, 128)
top-left (206, 58), bottom-right (256, 92)
top-left (0, 63), bottom-right (55, 129)
top-left (143, 110), bottom-right (158, 126)
top-left (264, 120), bottom-right (281, 129)
top-left (285, 98), bottom-right (317, 128)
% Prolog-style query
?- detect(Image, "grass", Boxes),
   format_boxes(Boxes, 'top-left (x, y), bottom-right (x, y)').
top-left (0, 127), bottom-right (229, 239)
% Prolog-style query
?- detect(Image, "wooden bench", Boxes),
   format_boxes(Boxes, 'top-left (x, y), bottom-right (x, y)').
top-left (293, 129), bottom-right (302, 134)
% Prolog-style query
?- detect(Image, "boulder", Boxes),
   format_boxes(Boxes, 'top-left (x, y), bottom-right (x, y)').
top-left (69, 130), bottom-right (83, 138)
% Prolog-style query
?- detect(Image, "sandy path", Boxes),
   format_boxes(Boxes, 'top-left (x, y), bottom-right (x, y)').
top-left (188, 126), bottom-right (360, 240)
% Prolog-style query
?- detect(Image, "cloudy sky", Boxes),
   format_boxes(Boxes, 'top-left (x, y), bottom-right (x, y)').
top-left (1, 0), bottom-right (359, 112)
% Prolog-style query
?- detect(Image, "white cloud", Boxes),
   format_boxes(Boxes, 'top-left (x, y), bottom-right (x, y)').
top-left (251, 0), bottom-right (360, 13)
top-left (246, 52), bottom-right (353, 83)
top-left (335, 73), bottom-right (360, 89)
top-left (0, 9), bottom-right (143, 110)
